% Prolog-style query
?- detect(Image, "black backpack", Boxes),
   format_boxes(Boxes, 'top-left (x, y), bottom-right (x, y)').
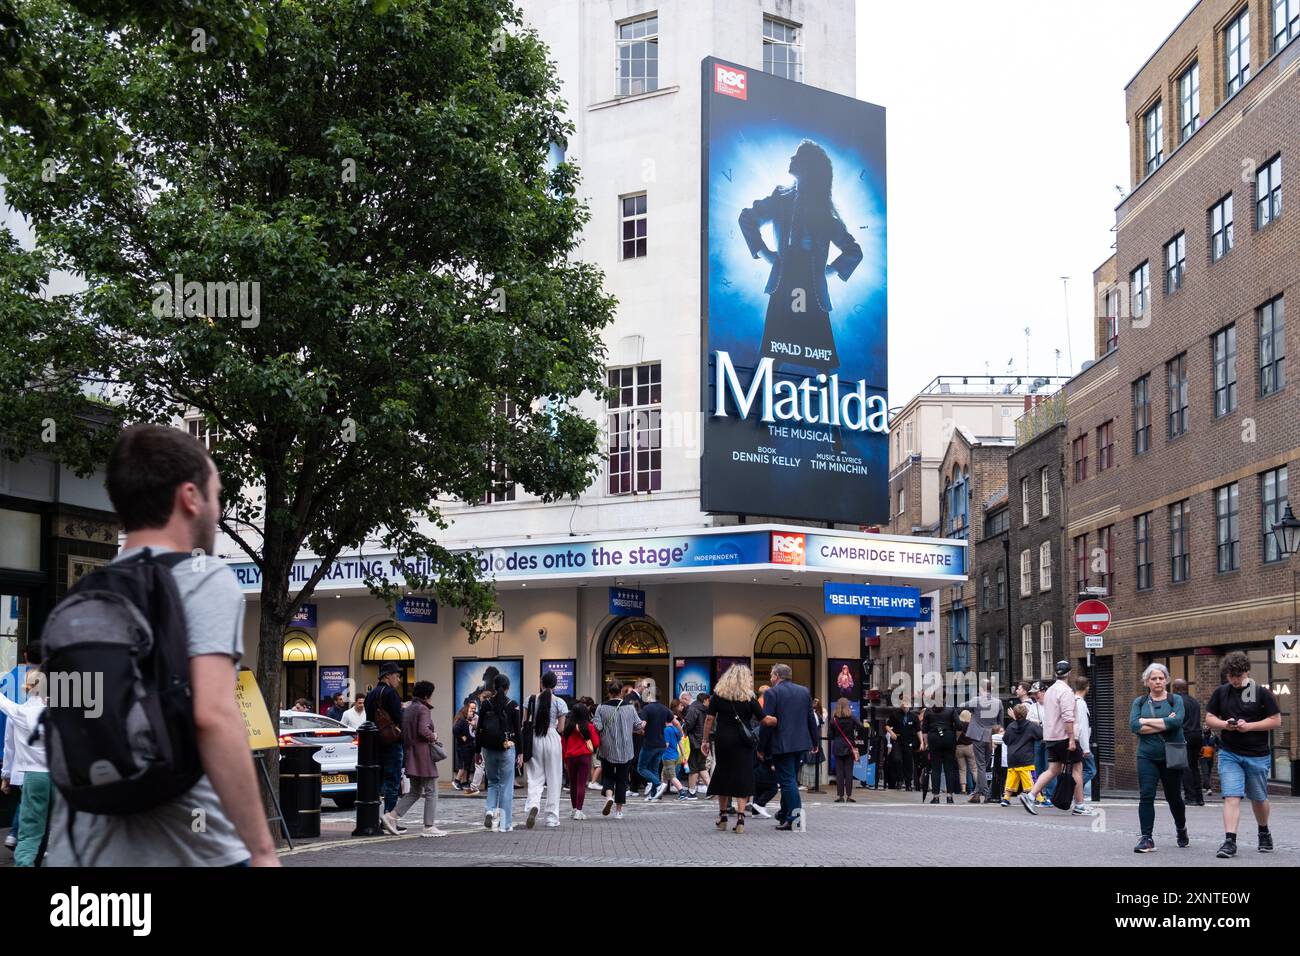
top-left (40, 549), bottom-right (204, 815)
top-left (477, 695), bottom-right (515, 751)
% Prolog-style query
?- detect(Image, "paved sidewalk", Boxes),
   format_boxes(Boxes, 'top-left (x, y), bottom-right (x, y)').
top-left (281, 784), bottom-right (1300, 867)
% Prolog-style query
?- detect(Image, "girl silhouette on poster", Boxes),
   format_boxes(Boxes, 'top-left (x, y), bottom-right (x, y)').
top-left (837, 664), bottom-right (855, 693)
top-left (738, 140), bottom-right (863, 374)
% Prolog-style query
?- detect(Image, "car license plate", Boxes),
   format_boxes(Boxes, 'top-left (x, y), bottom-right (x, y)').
top-left (322, 774), bottom-right (350, 786)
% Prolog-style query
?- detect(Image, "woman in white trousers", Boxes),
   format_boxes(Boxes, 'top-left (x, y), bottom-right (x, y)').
top-left (524, 671), bottom-right (567, 829)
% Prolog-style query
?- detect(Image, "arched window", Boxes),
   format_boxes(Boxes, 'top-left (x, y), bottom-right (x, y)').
top-left (604, 619), bottom-right (669, 658)
top-left (282, 630), bottom-right (317, 662)
top-left (361, 622), bottom-right (416, 662)
top-left (753, 614), bottom-right (815, 695)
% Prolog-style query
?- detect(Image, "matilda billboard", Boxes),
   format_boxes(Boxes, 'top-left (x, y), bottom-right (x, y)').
top-left (701, 58), bottom-right (888, 524)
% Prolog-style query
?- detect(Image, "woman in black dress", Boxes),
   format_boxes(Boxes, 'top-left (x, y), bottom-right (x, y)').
top-left (701, 664), bottom-right (764, 833)
top-left (920, 700), bottom-right (961, 804)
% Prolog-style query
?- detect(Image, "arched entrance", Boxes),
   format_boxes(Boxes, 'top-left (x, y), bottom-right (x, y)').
top-left (359, 621), bottom-right (416, 700)
top-left (281, 629), bottom-right (317, 711)
top-left (602, 617), bottom-right (670, 700)
top-left (753, 614), bottom-right (816, 695)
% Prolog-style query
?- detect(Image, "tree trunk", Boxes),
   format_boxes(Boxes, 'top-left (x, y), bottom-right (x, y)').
top-left (255, 597), bottom-right (289, 845)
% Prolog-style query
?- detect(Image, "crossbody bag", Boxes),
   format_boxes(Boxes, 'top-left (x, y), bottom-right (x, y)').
top-left (1142, 696), bottom-right (1188, 770)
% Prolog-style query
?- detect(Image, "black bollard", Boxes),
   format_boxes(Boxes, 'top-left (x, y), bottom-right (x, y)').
top-left (352, 721), bottom-right (383, 836)
top-left (280, 744), bottom-right (322, 838)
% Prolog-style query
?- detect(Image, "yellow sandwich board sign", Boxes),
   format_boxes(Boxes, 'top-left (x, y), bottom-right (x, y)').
top-left (236, 668), bottom-right (278, 750)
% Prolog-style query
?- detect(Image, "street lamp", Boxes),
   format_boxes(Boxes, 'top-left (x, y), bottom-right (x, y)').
top-left (1270, 502), bottom-right (1300, 632)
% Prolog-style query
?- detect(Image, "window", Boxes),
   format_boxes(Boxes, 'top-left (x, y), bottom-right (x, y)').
top-left (1131, 261), bottom-right (1150, 319)
top-left (185, 416), bottom-right (221, 451)
top-left (1039, 541), bottom-right (1052, 591)
top-left (1143, 101), bottom-right (1163, 174)
top-left (1178, 62), bottom-right (1200, 143)
top-left (1167, 353), bottom-right (1189, 438)
top-left (1226, 7), bottom-right (1251, 97)
top-left (1169, 500), bottom-right (1190, 583)
top-left (1260, 295), bottom-right (1286, 396)
top-left (986, 508), bottom-right (1009, 537)
top-left (1210, 194), bottom-right (1234, 262)
top-left (1133, 375), bottom-right (1151, 454)
top-left (996, 566), bottom-right (1005, 607)
top-left (1099, 526), bottom-right (1114, 595)
top-left (898, 488), bottom-right (906, 518)
top-left (616, 14), bottom-right (658, 97)
top-left (1211, 324), bottom-right (1238, 417)
top-left (1041, 467), bottom-right (1050, 517)
top-left (1105, 289), bottom-right (1120, 352)
top-left (1072, 435), bottom-right (1088, 482)
top-left (1021, 625), bottom-right (1034, 677)
top-left (1039, 622), bottom-right (1054, 682)
top-left (762, 16), bottom-right (802, 81)
top-left (481, 399), bottom-right (517, 503)
top-left (1274, 0), bottom-right (1299, 51)
top-left (607, 363), bottom-right (661, 495)
top-left (620, 193), bottom-right (647, 259)
top-left (1262, 466), bottom-right (1289, 562)
top-left (1256, 155), bottom-right (1282, 229)
top-left (1020, 549), bottom-right (1032, 597)
top-left (1021, 477), bottom-right (1030, 526)
top-left (1135, 512), bottom-right (1153, 590)
top-left (1097, 420), bottom-right (1114, 471)
top-left (1215, 482), bottom-right (1240, 572)
top-left (1164, 232), bottom-right (1186, 293)
top-left (1074, 534), bottom-right (1089, 594)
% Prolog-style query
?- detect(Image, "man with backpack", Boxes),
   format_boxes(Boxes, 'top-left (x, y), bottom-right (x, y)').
top-left (366, 662), bottom-right (407, 834)
top-left (43, 424), bottom-right (278, 866)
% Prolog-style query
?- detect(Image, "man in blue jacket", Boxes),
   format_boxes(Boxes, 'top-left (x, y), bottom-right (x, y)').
top-left (758, 664), bottom-right (820, 831)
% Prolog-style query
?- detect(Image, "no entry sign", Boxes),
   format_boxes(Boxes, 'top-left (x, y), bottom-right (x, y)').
top-left (1073, 599), bottom-right (1111, 636)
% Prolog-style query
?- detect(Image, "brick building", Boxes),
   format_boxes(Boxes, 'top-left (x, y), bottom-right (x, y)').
top-left (1077, 0), bottom-right (1299, 791)
top-left (974, 489), bottom-right (1011, 691)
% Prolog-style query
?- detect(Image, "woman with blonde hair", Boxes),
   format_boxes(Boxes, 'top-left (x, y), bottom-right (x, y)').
top-left (700, 664), bottom-right (764, 833)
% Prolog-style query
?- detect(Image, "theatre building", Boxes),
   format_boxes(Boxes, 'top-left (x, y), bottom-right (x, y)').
top-left (228, 0), bottom-right (968, 720)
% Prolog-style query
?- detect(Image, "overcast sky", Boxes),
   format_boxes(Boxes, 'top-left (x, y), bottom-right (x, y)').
top-left (858, 0), bottom-right (1195, 401)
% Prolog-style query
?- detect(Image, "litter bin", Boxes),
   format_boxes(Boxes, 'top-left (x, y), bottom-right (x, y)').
top-left (279, 744), bottom-right (323, 839)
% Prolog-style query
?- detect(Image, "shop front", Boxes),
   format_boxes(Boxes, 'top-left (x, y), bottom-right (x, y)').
top-left (232, 524), bottom-right (967, 728)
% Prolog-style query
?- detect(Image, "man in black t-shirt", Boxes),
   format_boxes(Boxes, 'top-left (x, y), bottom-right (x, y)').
top-left (1205, 651), bottom-right (1282, 858)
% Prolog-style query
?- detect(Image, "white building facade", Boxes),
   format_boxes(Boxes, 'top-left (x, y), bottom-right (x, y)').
top-left (233, 0), bottom-right (968, 718)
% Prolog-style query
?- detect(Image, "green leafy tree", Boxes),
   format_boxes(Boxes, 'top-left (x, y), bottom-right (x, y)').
top-left (0, 0), bottom-right (614, 734)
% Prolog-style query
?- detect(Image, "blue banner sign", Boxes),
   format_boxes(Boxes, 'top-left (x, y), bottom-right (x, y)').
top-left (824, 583), bottom-right (921, 617)
top-left (289, 603), bottom-right (317, 628)
top-left (319, 666), bottom-right (350, 704)
top-left (609, 587), bottom-right (646, 617)
top-left (395, 596), bottom-right (437, 624)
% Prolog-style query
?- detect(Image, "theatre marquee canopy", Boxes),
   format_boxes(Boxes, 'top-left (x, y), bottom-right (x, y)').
top-left (229, 524), bottom-right (966, 596)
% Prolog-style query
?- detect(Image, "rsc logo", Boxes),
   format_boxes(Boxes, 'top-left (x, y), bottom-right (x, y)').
top-left (771, 532), bottom-right (806, 565)
top-left (714, 64), bottom-right (748, 99)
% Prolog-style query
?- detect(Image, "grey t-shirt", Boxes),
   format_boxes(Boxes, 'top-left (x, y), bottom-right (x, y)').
top-left (45, 547), bottom-right (251, 867)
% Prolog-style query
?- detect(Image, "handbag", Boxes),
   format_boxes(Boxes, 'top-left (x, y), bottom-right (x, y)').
top-left (832, 717), bottom-right (859, 763)
top-left (371, 687), bottom-right (402, 745)
top-left (732, 701), bottom-right (758, 748)
top-left (430, 736), bottom-right (448, 762)
top-left (1143, 696), bottom-right (1189, 770)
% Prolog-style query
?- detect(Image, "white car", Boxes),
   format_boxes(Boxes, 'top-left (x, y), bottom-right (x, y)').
top-left (278, 711), bottom-right (358, 809)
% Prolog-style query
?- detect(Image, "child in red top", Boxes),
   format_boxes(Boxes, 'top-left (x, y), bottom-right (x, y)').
top-left (561, 703), bottom-right (600, 818)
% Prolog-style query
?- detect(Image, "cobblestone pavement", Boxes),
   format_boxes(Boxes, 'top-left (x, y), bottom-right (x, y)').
top-left (282, 785), bottom-right (1300, 867)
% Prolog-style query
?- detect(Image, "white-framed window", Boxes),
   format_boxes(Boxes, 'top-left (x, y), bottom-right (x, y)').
top-left (1040, 467), bottom-right (1050, 517)
top-left (185, 415), bottom-right (221, 452)
top-left (1039, 540), bottom-right (1052, 591)
top-left (620, 192), bottom-right (648, 259)
top-left (1020, 549), bottom-right (1032, 597)
top-left (1021, 624), bottom-right (1034, 675)
top-left (1021, 477), bottom-right (1030, 526)
top-left (1274, 0), bottom-right (1298, 52)
top-left (1256, 155), bottom-right (1282, 229)
top-left (480, 399), bottom-right (517, 504)
top-left (898, 488), bottom-right (906, 517)
top-left (607, 362), bottom-right (661, 495)
top-left (1039, 622), bottom-right (1054, 681)
top-left (1210, 193), bottom-right (1234, 262)
top-left (762, 16), bottom-right (802, 81)
top-left (1131, 261), bottom-right (1150, 318)
top-left (616, 14), bottom-right (659, 97)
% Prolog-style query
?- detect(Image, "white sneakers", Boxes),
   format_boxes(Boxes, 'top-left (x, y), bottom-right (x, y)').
top-left (614, 810), bottom-right (625, 820)
top-left (380, 812), bottom-right (408, 835)
top-left (420, 826), bottom-right (446, 837)
top-left (652, 783), bottom-right (669, 801)
top-left (642, 783), bottom-right (654, 798)
top-left (490, 807), bottom-right (504, 831)
top-left (4, 833), bottom-right (15, 850)
top-left (750, 803), bottom-right (772, 818)
top-left (545, 821), bottom-right (560, 828)
top-left (587, 781), bottom-right (602, 791)
top-left (572, 810), bottom-right (587, 820)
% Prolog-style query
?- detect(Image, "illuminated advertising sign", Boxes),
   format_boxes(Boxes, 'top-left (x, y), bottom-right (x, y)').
top-left (702, 57), bottom-right (888, 524)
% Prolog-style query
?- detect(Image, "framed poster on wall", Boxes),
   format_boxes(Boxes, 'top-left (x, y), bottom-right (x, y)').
top-left (828, 658), bottom-right (862, 719)
top-left (540, 658), bottom-right (576, 704)
top-left (673, 658), bottom-right (712, 700)
top-left (452, 658), bottom-right (523, 726)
